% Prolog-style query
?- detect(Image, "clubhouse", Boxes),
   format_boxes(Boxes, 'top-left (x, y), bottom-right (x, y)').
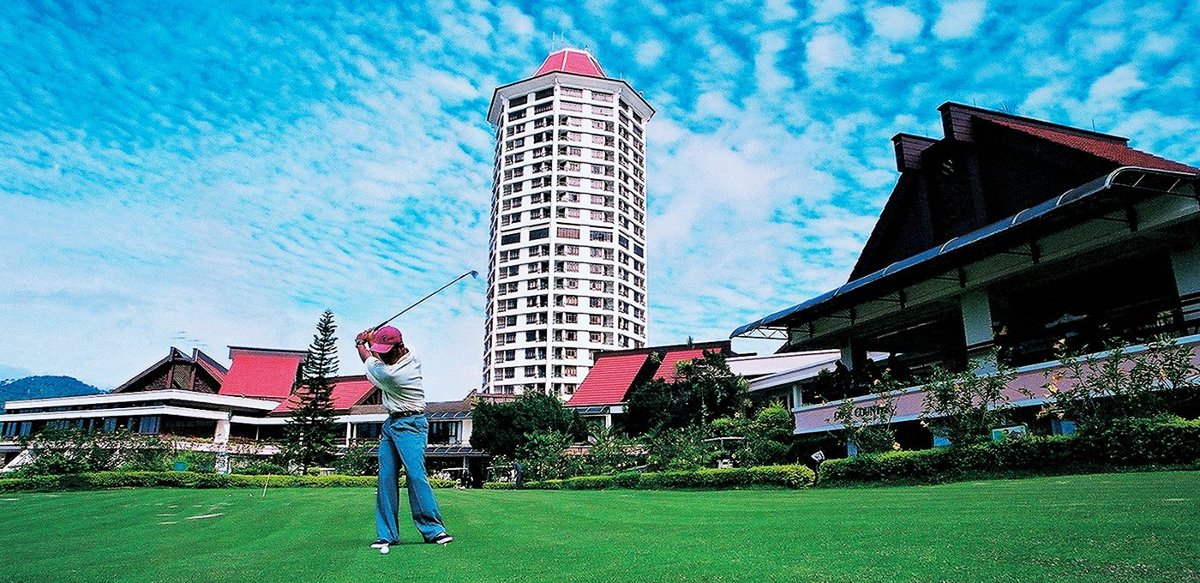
top-left (733, 103), bottom-right (1200, 448)
top-left (0, 346), bottom-right (487, 476)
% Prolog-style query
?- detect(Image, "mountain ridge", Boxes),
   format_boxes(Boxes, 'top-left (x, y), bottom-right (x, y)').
top-left (0, 375), bottom-right (106, 411)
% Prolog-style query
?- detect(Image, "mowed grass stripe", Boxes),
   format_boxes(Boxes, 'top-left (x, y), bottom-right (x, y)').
top-left (0, 471), bottom-right (1196, 582)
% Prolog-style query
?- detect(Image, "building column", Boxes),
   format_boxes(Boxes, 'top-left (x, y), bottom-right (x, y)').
top-left (791, 384), bottom-right (802, 409)
top-left (214, 418), bottom-right (230, 444)
top-left (345, 423), bottom-right (353, 448)
top-left (1172, 246), bottom-right (1200, 330)
top-left (960, 289), bottom-right (997, 373)
top-left (214, 417), bottom-right (231, 475)
top-left (840, 344), bottom-right (855, 371)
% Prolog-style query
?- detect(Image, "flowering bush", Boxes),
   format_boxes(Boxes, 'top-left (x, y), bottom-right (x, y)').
top-left (1041, 336), bottom-right (1199, 430)
top-left (833, 389), bottom-right (899, 454)
top-left (921, 352), bottom-right (1016, 446)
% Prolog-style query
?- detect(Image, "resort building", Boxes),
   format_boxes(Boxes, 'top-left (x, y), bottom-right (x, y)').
top-left (0, 346), bottom-right (487, 476)
top-left (482, 48), bottom-right (655, 399)
top-left (565, 341), bottom-right (732, 427)
top-left (732, 103), bottom-right (1200, 447)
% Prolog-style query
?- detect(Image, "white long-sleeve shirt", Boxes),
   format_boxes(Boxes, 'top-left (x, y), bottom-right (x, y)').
top-left (364, 352), bottom-right (426, 413)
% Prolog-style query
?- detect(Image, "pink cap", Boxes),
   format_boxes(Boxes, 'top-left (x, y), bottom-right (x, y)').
top-left (369, 326), bottom-right (404, 353)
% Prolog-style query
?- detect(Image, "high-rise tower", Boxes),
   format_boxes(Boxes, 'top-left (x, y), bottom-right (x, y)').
top-left (483, 49), bottom-right (654, 398)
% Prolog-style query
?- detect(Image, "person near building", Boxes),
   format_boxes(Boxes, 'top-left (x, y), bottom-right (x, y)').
top-left (356, 326), bottom-right (453, 551)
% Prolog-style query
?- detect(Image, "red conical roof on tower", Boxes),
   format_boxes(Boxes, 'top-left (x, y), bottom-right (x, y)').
top-left (534, 48), bottom-right (607, 78)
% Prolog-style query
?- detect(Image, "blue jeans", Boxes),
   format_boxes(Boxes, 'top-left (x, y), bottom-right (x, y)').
top-left (376, 414), bottom-right (446, 542)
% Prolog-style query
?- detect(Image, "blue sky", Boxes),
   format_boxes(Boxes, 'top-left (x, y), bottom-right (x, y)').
top-left (2, 0), bottom-right (1197, 400)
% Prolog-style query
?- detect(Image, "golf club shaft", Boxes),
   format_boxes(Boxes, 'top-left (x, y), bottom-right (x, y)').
top-left (373, 270), bottom-right (478, 330)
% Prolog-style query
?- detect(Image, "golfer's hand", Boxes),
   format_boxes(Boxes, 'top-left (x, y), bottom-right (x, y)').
top-left (356, 330), bottom-right (372, 344)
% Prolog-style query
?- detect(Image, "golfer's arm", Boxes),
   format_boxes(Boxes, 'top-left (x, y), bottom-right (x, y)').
top-left (355, 331), bottom-right (372, 362)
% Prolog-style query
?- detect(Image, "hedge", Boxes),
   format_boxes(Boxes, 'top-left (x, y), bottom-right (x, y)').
top-left (0, 471), bottom-right (455, 493)
top-left (818, 417), bottom-right (1200, 486)
top-left (1080, 416), bottom-right (1200, 465)
top-left (509, 464), bottom-right (815, 491)
top-left (482, 481), bottom-right (517, 490)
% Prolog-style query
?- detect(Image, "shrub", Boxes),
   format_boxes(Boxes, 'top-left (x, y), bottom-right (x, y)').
top-left (611, 471), bottom-right (641, 488)
top-left (172, 451), bottom-right (217, 473)
top-left (473, 465), bottom-right (814, 491)
top-left (833, 388), bottom-right (899, 454)
top-left (485, 455), bottom-right (515, 483)
top-left (1079, 415), bottom-right (1200, 465)
top-left (643, 426), bottom-right (719, 471)
top-left (562, 475), bottom-right (613, 490)
top-left (0, 471), bottom-right (454, 492)
top-left (516, 430), bottom-right (576, 481)
top-left (1042, 336), bottom-right (1200, 429)
top-left (232, 459), bottom-right (289, 476)
top-left (17, 428), bottom-right (173, 475)
top-left (921, 354), bottom-right (1016, 447)
top-left (691, 468), bottom-right (748, 488)
top-left (624, 350), bottom-right (749, 434)
top-left (577, 425), bottom-right (643, 475)
top-left (334, 442), bottom-right (379, 476)
top-left (636, 471), bottom-right (695, 489)
top-left (738, 404), bottom-right (796, 466)
top-left (819, 449), bottom-right (953, 485)
top-left (746, 465), bottom-right (816, 488)
top-left (817, 418), bottom-right (1200, 486)
top-left (709, 404), bottom-right (797, 467)
top-left (470, 393), bottom-right (588, 458)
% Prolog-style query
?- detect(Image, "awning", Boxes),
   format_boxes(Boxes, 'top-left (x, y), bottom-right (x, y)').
top-left (733, 167), bottom-right (1198, 340)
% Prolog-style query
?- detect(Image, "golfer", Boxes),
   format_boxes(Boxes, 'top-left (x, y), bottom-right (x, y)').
top-left (355, 326), bottom-right (453, 551)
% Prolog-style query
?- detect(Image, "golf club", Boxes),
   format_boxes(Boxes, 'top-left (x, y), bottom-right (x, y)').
top-left (372, 270), bottom-right (479, 330)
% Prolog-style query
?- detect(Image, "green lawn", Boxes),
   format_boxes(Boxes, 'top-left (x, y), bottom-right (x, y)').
top-left (1, 471), bottom-right (1197, 582)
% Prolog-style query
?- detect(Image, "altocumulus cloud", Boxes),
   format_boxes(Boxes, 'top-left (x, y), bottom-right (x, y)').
top-left (1, 0), bottom-right (1198, 396)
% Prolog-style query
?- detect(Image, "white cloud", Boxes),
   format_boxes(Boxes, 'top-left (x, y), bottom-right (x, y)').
top-left (635, 39), bottom-right (666, 68)
top-left (866, 6), bottom-right (924, 41)
top-left (763, 0), bottom-right (798, 22)
top-left (1086, 64), bottom-right (1146, 112)
top-left (1136, 32), bottom-right (1178, 58)
top-left (810, 0), bottom-right (853, 23)
top-left (804, 28), bottom-right (854, 80)
top-left (4, 0), bottom-right (1199, 402)
top-left (754, 31), bottom-right (792, 93)
top-left (694, 91), bottom-right (740, 119)
top-left (1021, 80), bottom-right (1072, 113)
top-left (932, 0), bottom-right (987, 40)
top-left (496, 4), bottom-right (535, 38)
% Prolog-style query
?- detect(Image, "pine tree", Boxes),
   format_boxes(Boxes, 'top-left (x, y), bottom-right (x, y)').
top-left (282, 309), bottom-right (340, 474)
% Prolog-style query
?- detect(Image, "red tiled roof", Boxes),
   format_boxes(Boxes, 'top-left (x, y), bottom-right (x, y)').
top-left (652, 349), bottom-right (710, 383)
top-left (981, 116), bottom-right (1199, 174)
top-left (566, 353), bottom-right (650, 406)
top-left (534, 48), bottom-right (607, 78)
top-left (270, 376), bottom-right (375, 414)
top-left (219, 348), bottom-right (305, 400)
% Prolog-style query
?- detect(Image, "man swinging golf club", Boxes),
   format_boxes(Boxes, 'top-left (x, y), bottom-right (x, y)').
top-left (356, 325), bottom-right (453, 553)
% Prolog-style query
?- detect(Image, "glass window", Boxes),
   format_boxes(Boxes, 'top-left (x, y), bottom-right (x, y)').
top-left (429, 421), bottom-right (460, 445)
top-left (355, 423), bottom-right (381, 440)
top-left (138, 416), bottom-right (161, 434)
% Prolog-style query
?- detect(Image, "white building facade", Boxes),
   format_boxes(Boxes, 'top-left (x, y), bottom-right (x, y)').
top-left (482, 49), bottom-right (654, 398)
